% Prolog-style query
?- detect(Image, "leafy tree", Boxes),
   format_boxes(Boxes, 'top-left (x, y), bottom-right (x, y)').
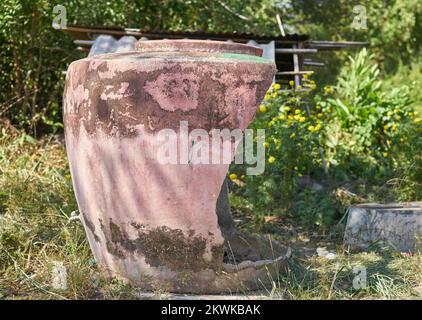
top-left (0, 0), bottom-right (285, 134)
top-left (1, 0), bottom-right (421, 134)
top-left (293, 0), bottom-right (422, 72)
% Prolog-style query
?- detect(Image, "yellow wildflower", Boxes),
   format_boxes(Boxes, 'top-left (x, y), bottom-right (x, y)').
top-left (264, 94), bottom-right (271, 101)
top-left (324, 86), bottom-right (333, 94)
top-left (317, 113), bottom-right (323, 118)
top-left (295, 109), bottom-right (301, 115)
top-left (288, 115), bottom-right (294, 120)
top-left (308, 125), bottom-right (315, 132)
top-left (272, 83), bottom-right (281, 90)
top-left (415, 117), bottom-right (421, 124)
top-left (229, 173), bottom-right (237, 181)
top-left (299, 116), bottom-right (306, 123)
top-left (383, 152), bottom-right (389, 158)
top-left (290, 133), bottom-right (296, 139)
top-left (259, 105), bottom-right (267, 113)
top-left (387, 111), bottom-right (394, 117)
top-left (289, 80), bottom-right (295, 87)
top-left (315, 124), bottom-right (322, 131)
top-left (297, 85), bottom-right (303, 91)
top-left (268, 156), bottom-right (276, 164)
top-left (263, 142), bottom-right (270, 148)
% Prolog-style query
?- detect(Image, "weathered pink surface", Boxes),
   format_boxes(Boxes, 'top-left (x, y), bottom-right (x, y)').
top-left (63, 40), bottom-right (284, 293)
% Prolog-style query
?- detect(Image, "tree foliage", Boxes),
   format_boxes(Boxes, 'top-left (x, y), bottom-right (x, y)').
top-left (294, 0), bottom-right (422, 72)
top-left (0, 0), bottom-right (421, 134)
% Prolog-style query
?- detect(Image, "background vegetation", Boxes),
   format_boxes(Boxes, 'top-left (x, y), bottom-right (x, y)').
top-left (0, 0), bottom-right (421, 299)
top-left (1, 0), bottom-right (422, 134)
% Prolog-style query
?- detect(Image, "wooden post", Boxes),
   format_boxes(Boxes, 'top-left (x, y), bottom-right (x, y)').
top-left (292, 42), bottom-right (301, 90)
top-left (295, 41), bottom-right (330, 176)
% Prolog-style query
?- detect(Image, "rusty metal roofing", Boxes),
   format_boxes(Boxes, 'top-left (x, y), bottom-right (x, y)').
top-left (62, 25), bottom-right (310, 44)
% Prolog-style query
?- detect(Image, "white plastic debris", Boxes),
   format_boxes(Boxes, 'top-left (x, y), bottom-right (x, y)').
top-left (51, 261), bottom-right (67, 290)
top-left (316, 247), bottom-right (337, 260)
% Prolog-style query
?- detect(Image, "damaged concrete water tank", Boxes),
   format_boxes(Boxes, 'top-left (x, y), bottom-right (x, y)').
top-left (63, 39), bottom-right (289, 293)
top-left (344, 202), bottom-right (422, 253)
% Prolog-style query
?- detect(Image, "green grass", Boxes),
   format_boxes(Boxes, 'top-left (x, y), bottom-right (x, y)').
top-left (0, 131), bottom-right (137, 299)
top-left (270, 250), bottom-right (422, 299)
top-left (0, 131), bottom-right (421, 299)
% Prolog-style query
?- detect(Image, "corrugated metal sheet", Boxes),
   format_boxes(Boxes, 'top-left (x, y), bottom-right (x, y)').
top-left (61, 24), bottom-right (367, 85)
top-left (62, 24), bottom-right (310, 44)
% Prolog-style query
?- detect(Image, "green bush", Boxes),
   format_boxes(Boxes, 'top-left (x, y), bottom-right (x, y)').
top-left (230, 49), bottom-right (421, 230)
top-left (321, 48), bottom-right (415, 178)
top-left (230, 79), bottom-right (324, 212)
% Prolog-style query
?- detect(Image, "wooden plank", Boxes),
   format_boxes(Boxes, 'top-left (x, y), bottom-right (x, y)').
top-left (310, 40), bottom-right (369, 47)
top-left (303, 61), bottom-right (325, 67)
top-left (277, 71), bottom-right (314, 75)
top-left (74, 40), bottom-right (94, 46)
top-left (309, 41), bottom-right (369, 51)
top-left (276, 48), bottom-right (317, 54)
top-left (309, 45), bottom-right (347, 51)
